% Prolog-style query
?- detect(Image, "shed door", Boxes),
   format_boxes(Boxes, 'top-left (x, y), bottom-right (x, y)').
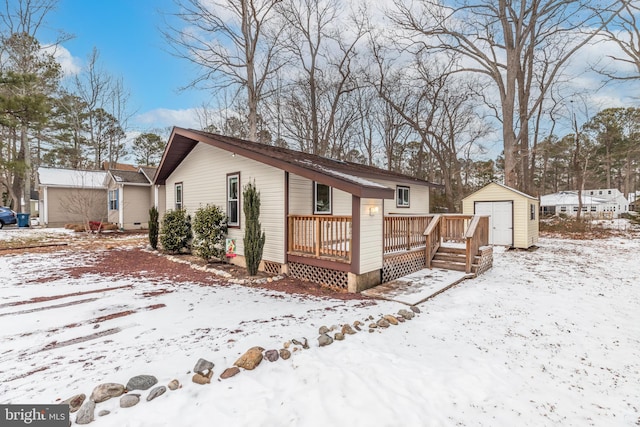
top-left (474, 201), bottom-right (513, 246)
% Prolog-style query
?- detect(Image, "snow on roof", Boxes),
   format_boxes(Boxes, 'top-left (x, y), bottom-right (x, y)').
top-left (540, 191), bottom-right (608, 206)
top-left (296, 160), bottom-right (391, 189)
top-left (38, 167), bottom-right (107, 189)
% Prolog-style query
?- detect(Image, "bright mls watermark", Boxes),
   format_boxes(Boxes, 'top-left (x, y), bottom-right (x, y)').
top-left (0, 405), bottom-right (68, 426)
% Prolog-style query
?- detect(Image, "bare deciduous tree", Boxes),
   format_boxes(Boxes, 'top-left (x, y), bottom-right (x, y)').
top-left (600, 0), bottom-right (640, 80)
top-left (390, 0), bottom-right (622, 193)
top-left (163, 0), bottom-right (284, 142)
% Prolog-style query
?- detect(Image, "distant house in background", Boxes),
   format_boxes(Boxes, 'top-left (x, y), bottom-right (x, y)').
top-left (37, 167), bottom-right (107, 227)
top-left (540, 189), bottom-right (629, 218)
top-left (104, 167), bottom-right (157, 229)
top-left (462, 182), bottom-right (539, 249)
top-left (101, 161), bottom-right (137, 172)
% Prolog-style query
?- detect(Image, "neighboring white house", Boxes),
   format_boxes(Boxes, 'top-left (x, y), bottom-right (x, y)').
top-left (540, 189), bottom-right (629, 218)
top-left (37, 167), bottom-right (108, 227)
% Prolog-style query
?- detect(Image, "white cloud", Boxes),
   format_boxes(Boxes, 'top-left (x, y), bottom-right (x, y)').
top-left (43, 44), bottom-right (82, 77)
top-left (134, 107), bottom-right (201, 130)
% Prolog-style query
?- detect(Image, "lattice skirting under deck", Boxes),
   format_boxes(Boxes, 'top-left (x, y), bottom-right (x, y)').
top-left (382, 248), bottom-right (426, 283)
top-left (263, 260), bottom-right (282, 275)
top-left (288, 262), bottom-right (349, 290)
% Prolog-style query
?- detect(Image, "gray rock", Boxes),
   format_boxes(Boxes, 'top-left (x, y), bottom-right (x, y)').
top-left (167, 379), bottom-right (180, 391)
top-left (220, 367), bottom-right (241, 379)
top-left (90, 383), bottom-right (125, 403)
top-left (193, 358), bottom-right (214, 375)
top-left (396, 315), bottom-right (405, 322)
top-left (126, 375), bottom-right (158, 391)
top-left (264, 349), bottom-right (279, 362)
top-left (377, 319), bottom-right (390, 328)
top-left (75, 400), bottom-right (95, 425)
top-left (318, 326), bottom-right (330, 335)
top-left (368, 323), bottom-right (378, 329)
top-left (279, 349), bottom-right (291, 360)
top-left (334, 332), bottom-right (345, 341)
top-left (369, 328), bottom-right (375, 333)
top-left (318, 334), bottom-right (333, 347)
top-left (146, 386), bottom-right (166, 402)
top-left (98, 410), bottom-right (110, 417)
top-left (398, 309), bottom-right (415, 320)
top-left (61, 393), bottom-right (85, 413)
top-left (410, 305), bottom-right (421, 313)
top-left (120, 394), bottom-right (140, 408)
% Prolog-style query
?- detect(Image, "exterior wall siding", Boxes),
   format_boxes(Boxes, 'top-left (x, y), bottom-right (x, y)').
top-left (122, 185), bottom-right (152, 229)
top-left (369, 179), bottom-right (430, 216)
top-left (165, 143), bottom-right (285, 264)
top-left (43, 187), bottom-right (107, 227)
top-left (359, 198), bottom-right (384, 273)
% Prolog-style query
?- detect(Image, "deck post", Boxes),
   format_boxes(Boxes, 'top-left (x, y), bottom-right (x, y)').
top-left (315, 216), bottom-right (321, 257)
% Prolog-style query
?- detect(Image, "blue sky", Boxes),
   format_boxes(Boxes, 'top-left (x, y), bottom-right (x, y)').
top-left (42, 0), bottom-right (206, 132)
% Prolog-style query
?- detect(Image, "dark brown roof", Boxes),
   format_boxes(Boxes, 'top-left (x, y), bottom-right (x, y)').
top-left (155, 127), bottom-right (438, 199)
top-left (108, 169), bottom-right (152, 185)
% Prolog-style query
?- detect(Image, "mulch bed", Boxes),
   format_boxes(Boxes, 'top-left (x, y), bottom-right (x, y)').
top-left (4, 232), bottom-right (370, 301)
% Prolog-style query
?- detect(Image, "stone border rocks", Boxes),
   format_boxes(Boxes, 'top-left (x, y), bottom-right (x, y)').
top-left (60, 305), bottom-right (422, 424)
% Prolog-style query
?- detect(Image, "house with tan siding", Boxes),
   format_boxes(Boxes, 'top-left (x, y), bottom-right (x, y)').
top-left (37, 167), bottom-right (108, 227)
top-left (155, 128), bottom-right (442, 292)
top-left (105, 167), bottom-right (157, 230)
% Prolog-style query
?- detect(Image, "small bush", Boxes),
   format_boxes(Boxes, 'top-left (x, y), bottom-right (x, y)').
top-left (149, 206), bottom-right (159, 250)
top-left (160, 209), bottom-right (192, 254)
top-left (192, 204), bottom-right (227, 261)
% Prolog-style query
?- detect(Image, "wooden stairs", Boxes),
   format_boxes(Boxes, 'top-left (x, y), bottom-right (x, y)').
top-left (431, 245), bottom-right (484, 275)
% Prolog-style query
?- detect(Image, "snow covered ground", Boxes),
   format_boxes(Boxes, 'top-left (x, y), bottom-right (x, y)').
top-left (1, 228), bottom-right (639, 426)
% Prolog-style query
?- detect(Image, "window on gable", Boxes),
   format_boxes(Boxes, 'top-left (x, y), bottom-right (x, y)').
top-left (396, 186), bottom-right (410, 208)
top-left (228, 173), bottom-right (240, 226)
top-left (590, 206), bottom-right (596, 212)
top-left (108, 189), bottom-right (118, 210)
top-left (314, 182), bottom-right (332, 214)
top-left (175, 183), bottom-right (183, 210)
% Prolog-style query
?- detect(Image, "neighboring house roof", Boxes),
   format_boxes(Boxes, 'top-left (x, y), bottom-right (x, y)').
top-left (101, 161), bottom-right (137, 171)
top-left (106, 169), bottom-right (152, 186)
top-left (38, 167), bottom-right (107, 189)
top-left (540, 191), bottom-right (608, 206)
top-left (463, 182), bottom-right (538, 201)
top-left (155, 127), bottom-right (438, 199)
top-left (139, 166), bottom-right (157, 183)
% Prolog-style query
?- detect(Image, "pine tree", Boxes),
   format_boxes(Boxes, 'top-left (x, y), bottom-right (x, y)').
top-left (243, 181), bottom-right (265, 276)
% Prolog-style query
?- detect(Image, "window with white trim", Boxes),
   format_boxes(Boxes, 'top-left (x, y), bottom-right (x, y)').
top-left (530, 203), bottom-right (535, 220)
top-left (314, 182), bottom-right (331, 214)
top-left (175, 183), bottom-right (183, 210)
top-left (108, 189), bottom-right (118, 210)
top-left (228, 174), bottom-right (240, 226)
top-left (396, 186), bottom-right (410, 208)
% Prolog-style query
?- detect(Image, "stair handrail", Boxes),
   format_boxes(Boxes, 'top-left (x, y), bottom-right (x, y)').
top-left (423, 214), bottom-right (442, 268)
top-left (464, 215), bottom-right (489, 273)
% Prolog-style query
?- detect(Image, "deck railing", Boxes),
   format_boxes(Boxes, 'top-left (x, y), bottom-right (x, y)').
top-left (464, 215), bottom-right (489, 273)
top-left (423, 214), bottom-right (442, 268)
top-left (288, 215), bottom-right (351, 261)
top-left (383, 215), bottom-right (433, 254)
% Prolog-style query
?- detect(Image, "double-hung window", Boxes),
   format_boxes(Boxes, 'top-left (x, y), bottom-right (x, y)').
top-left (396, 186), bottom-right (410, 208)
top-left (175, 183), bottom-right (183, 210)
top-left (108, 189), bottom-right (118, 210)
top-left (228, 173), bottom-right (240, 226)
top-left (314, 182), bottom-right (331, 214)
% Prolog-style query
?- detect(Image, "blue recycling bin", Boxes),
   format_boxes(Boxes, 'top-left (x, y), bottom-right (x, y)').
top-left (17, 213), bottom-right (30, 227)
